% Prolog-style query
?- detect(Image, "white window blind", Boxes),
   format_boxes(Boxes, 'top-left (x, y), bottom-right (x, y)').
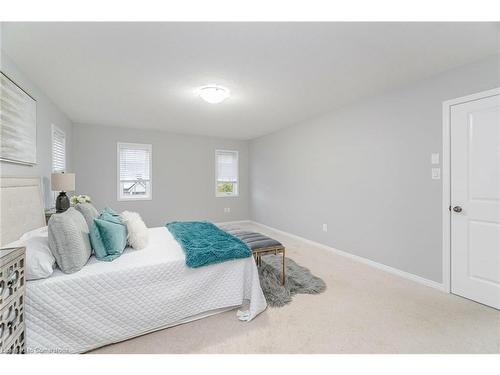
top-left (117, 142), bottom-right (152, 200)
top-left (215, 150), bottom-right (238, 197)
top-left (52, 125), bottom-right (66, 172)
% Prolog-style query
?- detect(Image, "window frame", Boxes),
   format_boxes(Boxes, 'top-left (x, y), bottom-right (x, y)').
top-left (51, 124), bottom-right (66, 173)
top-left (215, 149), bottom-right (239, 198)
top-left (117, 142), bottom-right (153, 201)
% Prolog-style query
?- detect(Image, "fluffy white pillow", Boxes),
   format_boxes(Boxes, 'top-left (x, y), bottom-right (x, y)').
top-left (7, 227), bottom-right (56, 280)
top-left (120, 211), bottom-right (149, 250)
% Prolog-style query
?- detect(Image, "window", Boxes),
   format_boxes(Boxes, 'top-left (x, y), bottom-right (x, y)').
top-left (52, 124), bottom-right (66, 172)
top-left (117, 142), bottom-right (152, 201)
top-left (215, 150), bottom-right (238, 197)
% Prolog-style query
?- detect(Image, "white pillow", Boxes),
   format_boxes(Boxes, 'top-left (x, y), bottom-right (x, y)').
top-left (120, 211), bottom-right (149, 250)
top-left (20, 226), bottom-right (48, 241)
top-left (7, 227), bottom-right (55, 280)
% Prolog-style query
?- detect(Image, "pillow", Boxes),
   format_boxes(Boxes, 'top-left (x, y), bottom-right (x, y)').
top-left (90, 208), bottom-right (127, 261)
top-left (103, 207), bottom-right (119, 216)
top-left (20, 226), bottom-right (48, 241)
top-left (120, 211), bottom-right (149, 250)
top-left (75, 203), bottom-right (111, 255)
top-left (48, 207), bottom-right (92, 273)
top-left (74, 203), bottom-right (99, 232)
top-left (99, 209), bottom-right (122, 225)
top-left (6, 229), bottom-right (55, 280)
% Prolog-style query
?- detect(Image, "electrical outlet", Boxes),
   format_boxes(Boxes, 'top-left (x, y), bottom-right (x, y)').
top-left (431, 168), bottom-right (441, 180)
top-left (224, 207), bottom-right (230, 213)
top-left (322, 224), bottom-right (328, 232)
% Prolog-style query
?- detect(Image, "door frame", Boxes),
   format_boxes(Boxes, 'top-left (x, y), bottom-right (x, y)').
top-left (441, 87), bottom-right (500, 293)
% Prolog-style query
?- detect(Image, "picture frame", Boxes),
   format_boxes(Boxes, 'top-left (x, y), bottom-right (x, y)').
top-left (0, 71), bottom-right (37, 165)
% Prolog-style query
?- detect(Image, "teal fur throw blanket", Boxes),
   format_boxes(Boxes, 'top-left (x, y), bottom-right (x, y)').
top-left (166, 221), bottom-right (252, 268)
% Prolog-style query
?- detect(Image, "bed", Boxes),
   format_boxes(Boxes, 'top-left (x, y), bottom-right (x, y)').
top-left (0, 177), bottom-right (267, 353)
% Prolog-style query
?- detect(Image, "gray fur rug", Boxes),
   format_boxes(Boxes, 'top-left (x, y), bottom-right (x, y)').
top-left (258, 255), bottom-right (326, 307)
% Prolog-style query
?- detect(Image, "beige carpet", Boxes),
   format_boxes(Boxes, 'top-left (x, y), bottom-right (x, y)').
top-left (90, 222), bottom-right (500, 354)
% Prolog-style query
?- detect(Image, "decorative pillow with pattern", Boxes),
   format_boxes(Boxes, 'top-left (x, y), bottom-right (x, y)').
top-left (48, 208), bottom-right (92, 273)
top-left (74, 202), bottom-right (99, 233)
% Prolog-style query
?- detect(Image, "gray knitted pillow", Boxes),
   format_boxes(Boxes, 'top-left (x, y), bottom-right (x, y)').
top-left (48, 207), bottom-right (91, 273)
top-left (75, 202), bottom-right (99, 231)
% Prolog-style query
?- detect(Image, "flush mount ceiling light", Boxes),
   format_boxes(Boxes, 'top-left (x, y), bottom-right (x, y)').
top-left (198, 85), bottom-right (230, 104)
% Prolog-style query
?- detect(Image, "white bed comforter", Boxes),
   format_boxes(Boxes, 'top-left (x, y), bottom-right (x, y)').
top-left (25, 227), bottom-right (267, 353)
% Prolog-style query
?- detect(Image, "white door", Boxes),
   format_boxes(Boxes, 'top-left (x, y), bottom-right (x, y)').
top-left (451, 93), bottom-right (500, 309)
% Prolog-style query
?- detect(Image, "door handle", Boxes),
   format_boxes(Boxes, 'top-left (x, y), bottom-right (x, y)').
top-left (453, 206), bottom-right (462, 213)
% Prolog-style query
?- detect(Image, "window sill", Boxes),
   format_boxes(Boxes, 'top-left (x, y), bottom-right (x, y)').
top-left (117, 197), bottom-right (152, 202)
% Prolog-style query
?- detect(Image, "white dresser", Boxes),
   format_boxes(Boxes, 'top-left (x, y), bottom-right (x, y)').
top-left (0, 247), bottom-right (26, 354)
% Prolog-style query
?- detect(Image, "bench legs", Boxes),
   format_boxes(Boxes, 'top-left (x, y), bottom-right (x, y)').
top-left (254, 248), bottom-right (286, 286)
top-left (281, 248), bottom-right (285, 286)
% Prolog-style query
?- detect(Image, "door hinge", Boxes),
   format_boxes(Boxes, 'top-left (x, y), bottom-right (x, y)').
top-left (448, 205), bottom-right (451, 211)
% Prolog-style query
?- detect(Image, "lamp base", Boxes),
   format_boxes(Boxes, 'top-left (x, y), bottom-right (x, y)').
top-left (55, 192), bottom-right (70, 213)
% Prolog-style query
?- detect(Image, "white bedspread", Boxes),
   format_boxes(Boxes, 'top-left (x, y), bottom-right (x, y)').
top-left (25, 227), bottom-right (267, 353)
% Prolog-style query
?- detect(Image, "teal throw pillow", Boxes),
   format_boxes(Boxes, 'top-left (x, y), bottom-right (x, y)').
top-left (90, 208), bottom-right (127, 261)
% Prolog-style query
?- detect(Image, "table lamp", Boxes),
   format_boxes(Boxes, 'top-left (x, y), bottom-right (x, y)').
top-left (51, 172), bottom-right (75, 213)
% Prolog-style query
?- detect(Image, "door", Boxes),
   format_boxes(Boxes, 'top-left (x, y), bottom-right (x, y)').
top-left (450, 93), bottom-right (500, 309)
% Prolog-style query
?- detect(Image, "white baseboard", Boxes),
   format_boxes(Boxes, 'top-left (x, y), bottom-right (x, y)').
top-left (247, 220), bottom-right (446, 292)
top-left (215, 220), bottom-right (252, 226)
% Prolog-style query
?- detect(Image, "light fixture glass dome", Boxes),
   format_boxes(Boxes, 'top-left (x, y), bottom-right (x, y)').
top-left (198, 85), bottom-right (230, 104)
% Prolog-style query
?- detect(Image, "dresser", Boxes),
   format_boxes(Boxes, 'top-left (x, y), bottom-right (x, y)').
top-left (0, 247), bottom-right (26, 354)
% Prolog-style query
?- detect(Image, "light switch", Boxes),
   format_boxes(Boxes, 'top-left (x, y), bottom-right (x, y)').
top-left (431, 168), bottom-right (441, 180)
top-left (431, 153), bottom-right (440, 164)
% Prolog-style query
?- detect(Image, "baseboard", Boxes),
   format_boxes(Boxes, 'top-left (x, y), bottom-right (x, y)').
top-left (248, 220), bottom-right (446, 292)
top-left (215, 220), bottom-right (252, 226)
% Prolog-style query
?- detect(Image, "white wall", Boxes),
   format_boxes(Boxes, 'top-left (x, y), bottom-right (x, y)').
top-left (250, 56), bottom-right (500, 283)
top-left (72, 123), bottom-right (250, 227)
top-left (0, 52), bottom-right (74, 208)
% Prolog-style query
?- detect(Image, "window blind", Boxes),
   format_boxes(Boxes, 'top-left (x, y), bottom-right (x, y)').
top-left (52, 125), bottom-right (66, 172)
top-left (216, 150), bottom-right (238, 182)
top-left (119, 145), bottom-right (151, 181)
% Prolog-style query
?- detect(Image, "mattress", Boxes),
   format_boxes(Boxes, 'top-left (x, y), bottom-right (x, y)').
top-left (25, 227), bottom-right (267, 353)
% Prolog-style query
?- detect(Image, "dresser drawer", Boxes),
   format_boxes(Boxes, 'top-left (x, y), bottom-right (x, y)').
top-left (0, 249), bottom-right (25, 310)
top-left (0, 293), bottom-right (25, 353)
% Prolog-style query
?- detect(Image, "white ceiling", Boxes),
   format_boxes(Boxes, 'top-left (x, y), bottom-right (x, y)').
top-left (2, 22), bottom-right (499, 139)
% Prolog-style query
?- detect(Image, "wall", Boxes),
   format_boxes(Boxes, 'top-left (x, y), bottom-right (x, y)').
top-left (0, 52), bottom-right (74, 208)
top-left (250, 56), bottom-right (500, 283)
top-left (3, 39), bottom-right (498, 283)
top-left (72, 123), bottom-right (249, 227)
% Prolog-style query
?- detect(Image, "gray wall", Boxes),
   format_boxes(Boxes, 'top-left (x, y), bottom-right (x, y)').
top-left (0, 52), bottom-right (74, 208)
top-left (3, 39), bottom-right (499, 284)
top-left (250, 56), bottom-right (500, 283)
top-left (72, 123), bottom-right (249, 227)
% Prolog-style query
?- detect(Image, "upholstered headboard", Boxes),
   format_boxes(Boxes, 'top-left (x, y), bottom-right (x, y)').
top-left (0, 177), bottom-right (46, 246)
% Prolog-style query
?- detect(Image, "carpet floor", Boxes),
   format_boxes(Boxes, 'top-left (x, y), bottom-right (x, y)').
top-left (90, 222), bottom-right (500, 354)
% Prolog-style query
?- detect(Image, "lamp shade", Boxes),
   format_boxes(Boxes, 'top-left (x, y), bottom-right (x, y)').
top-left (51, 173), bottom-right (75, 192)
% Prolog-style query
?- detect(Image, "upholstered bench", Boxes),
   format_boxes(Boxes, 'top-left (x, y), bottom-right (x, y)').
top-left (224, 229), bottom-right (286, 285)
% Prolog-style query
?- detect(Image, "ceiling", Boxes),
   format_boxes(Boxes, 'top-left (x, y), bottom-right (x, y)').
top-left (2, 22), bottom-right (499, 140)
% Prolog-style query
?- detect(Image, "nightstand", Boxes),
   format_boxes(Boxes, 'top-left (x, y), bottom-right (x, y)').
top-left (44, 209), bottom-right (56, 224)
top-left (0, 247), bottom-right (26, 354)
